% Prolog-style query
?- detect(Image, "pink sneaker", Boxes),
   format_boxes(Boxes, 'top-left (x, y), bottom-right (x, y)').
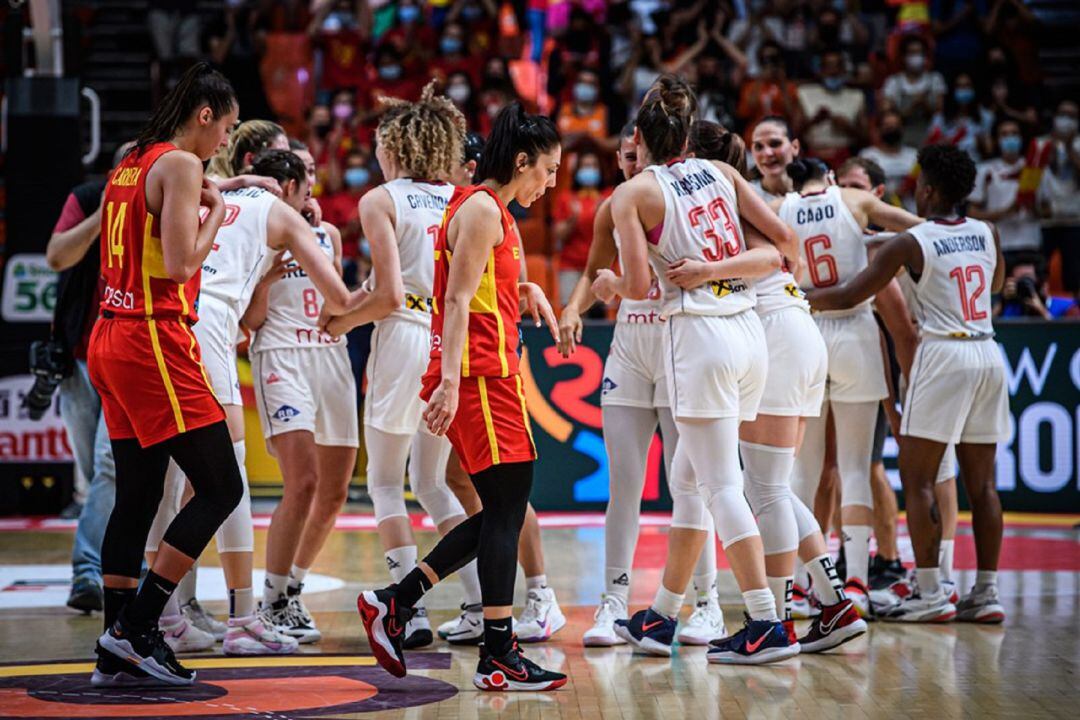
top-left (223, 615), bottom-right (299, 656)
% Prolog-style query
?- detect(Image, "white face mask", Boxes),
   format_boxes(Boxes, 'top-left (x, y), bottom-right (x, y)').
top-left (1054, 115), bottom-right (1078, 137)
top-left (447, 83), bottom-right (470, 104)
top-left (905, 54), bottom-right (925, 73)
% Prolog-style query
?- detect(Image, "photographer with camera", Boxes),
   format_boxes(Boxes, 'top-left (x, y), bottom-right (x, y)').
top-left (993, 253), bottom-right (1075, 319)
top-left (39, 143), bottom-right (132, 613)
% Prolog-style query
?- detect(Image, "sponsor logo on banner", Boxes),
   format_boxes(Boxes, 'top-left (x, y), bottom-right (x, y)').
top-left (1, 254), bottom-right (57, 323)
top-left (0, 375), bottom-right (73, 462)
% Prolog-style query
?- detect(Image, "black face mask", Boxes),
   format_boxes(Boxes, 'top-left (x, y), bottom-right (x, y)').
top-left (881, 128), bottom-right (903, 146)
top-left (315, 123), bottom-right (332, 139)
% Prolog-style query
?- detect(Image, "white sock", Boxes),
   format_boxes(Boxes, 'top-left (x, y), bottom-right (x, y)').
top-left (915, 567), bottom-right (941, 596)
top-left (449, 559), bottom-right (480, 607)
top-left (794, 560), bottom-right (810, 590)
top-left (807, 553), bottom-right (845, 605)
top-left (178, 564), bottom-right (197, 606)
top-left (263, 571), bottom-right (289, 606)
top-left (605, 567), bottom-right (632, 602)
top-left (526, 574), bottom-right (547, 591)
top-left (938, 540), bottom-right (955, 582)
top-left (651, 585), bottom-right (684, 619)
top-left (743, 588), bottom-right (779, 622)
top-left (229, 587), bottom-right (254, 619)
top-left (162, 589), bottom-right (181, 620)
top-left (692, 569), bottom-right (717, 603)
top-left (767, 576), bottom-right (793, 620)
top-left (385, 545), bottom-right (417, 584)
top-left (288, 564), bottom-right (309, 590)
top-left (975, 570), bottom-right (997, 589)
top-left (842, 524), bottom-right (872, 585)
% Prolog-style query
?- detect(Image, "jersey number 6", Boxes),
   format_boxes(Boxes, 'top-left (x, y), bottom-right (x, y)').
top-left (804, 234), bottom-right (838, 288)
top-left (689, 197), bottom-right (741, 261)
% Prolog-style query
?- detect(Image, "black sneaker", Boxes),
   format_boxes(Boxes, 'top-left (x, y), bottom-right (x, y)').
top-left (90, 642), bottom-right (163, 687)
top-left (67, 576), bottom-right (104, 614)
top-left (357, 588), bottom-right (413, 678)
top-left (97, 620), bottom-right (196, 686)
top-left (473, 640), bottom-right (567, 691)
top-left (402, 607), bottom-right (434, 650)
top-left (869, 555), bottom-right (906, 591)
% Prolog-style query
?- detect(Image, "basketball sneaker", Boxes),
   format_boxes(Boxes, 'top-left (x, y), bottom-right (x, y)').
top-left (583, 594), bottom-right (628, 647)
top-left (844, 578), bottom-right (872, 618)
top-left (357, 588), bottom-right (413, 678)
top-left (473, 639), bottom-right (567, 691)
top-left (942, 578), bottom-right (959, 605)
top-left (798, 598), bottom-right (868, 653)
top-left (159, 613), bottom-right (215, 653)
top-left (438, 602), bottom-right (484, 644)
top-left (516, 587), bottom-right (566, 643)
top-left (97, 621), bottom-right (196, 686)
top-left (181, 598), bottom-right (227, 642)
top-left (870, 575), bottom-right (913, 615)
top-left (868, 555), bottom-right (905, 591)
top-left (223, 615), bottom-right (299, 655)
top-left (706, 616), bottom-right (800, 665)
top-left (285, 584), bottom-right (322, 643)
top-left (790, 583), bottom-right (821, 620)
top-left (677, 596), bottom-right (725, 645)
top-left (403, 607), bottom-right (434, 649)
top-left (955, 585), bottom-right (1005, 624)
top-left (613, 608), bottom-right (676, 657)
top-left (90, 643), bottom-right (161, 688)
top-left (879, 588), bottom-right (956, 623)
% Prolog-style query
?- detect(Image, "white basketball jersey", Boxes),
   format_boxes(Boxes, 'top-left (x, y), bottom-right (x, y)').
top-left (201, 188), bottom-right (275, 319)
top-left (644, 158), bottom-right (755, 317)
top-left (250, 224), bottom-right (345, 352)
top-left (907, 218), bottom-right (997, 338)
top-left (374, 178), bottom-right (454, 325)
top-left (780, 186), bottom-right (869, 315)
top-left (613, 228), bottom-right (664, 324)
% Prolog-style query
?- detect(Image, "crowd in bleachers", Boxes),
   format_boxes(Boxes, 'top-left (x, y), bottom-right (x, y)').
top-left (148, 0), bottom-right (1078, 317)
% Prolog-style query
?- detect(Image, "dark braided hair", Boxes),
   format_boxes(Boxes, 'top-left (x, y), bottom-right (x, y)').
top-left (130, 62), bottom-right (236, 157)
top-left (689, 120), bottom-right (747, 177)
top-left (636, 75), bottom-right (697, 164)
top-left (250, 149), bottom-right (306, 189)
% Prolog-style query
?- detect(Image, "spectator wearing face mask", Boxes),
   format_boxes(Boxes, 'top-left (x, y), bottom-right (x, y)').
top-left (860, 110), bottom-right (920, 209)
top-left (880, 35), bottom-right (947, 146)
top-left (968, 119), bottom-right (1042, 261)
top-left (798, 49), bottom-right (866, 165)
top-left (552, 150), bottom-right (612, 308)
top-left (737, 41), bottom-right (803, 139)
top-left (380, 0), bottom-right (436, 66)
top-left (476, 56), bottom-right (520, 136)
top-left (1036, 100), bottom-right (1080, 306)
top-left (322, 148), bottom-right (374, 258)
top-left (310, 0), bottom-right (371, 94)
top-left (994, 254), bottom-right (1076, 319)
top-left (366, 46), bottom-right (419, 109)
top-left (557, 70), bottom-right (609, 146)
top-left (926, 72), bottom-right (994, 160)
top-left (444, 71), bottom-right (479, 128)
top-left (432, 21), bottom-right (482, 86)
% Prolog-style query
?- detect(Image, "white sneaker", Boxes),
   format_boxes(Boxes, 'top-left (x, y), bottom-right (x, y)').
top-left (438, 603), bottom-right (484, 645)
top-left (879, 589), bottom-right (956, 623)
top-left (284, 587), bottom-right (322, 644)
top-left (160, 614), bottom-right (215, 653)
top-left (955, 585), bottom-right (1005, 624)
top-left (181, 598), bottom-right (226, 641)
top-left (942, 579), bottom-right (959, 605)
top-left (583, 594), bottom-right (628, 647)
top-left (516, 587), bottom-right (566, 643)
top-left (403, 607), bottom-right (434, 649)
top-left (677, 596), bottom-right (725, 645)
top-left (223, 615), bottom-right (299, 656)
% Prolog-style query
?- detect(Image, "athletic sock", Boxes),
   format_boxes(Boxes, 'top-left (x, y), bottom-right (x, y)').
top-left (794, 560), bottom-right (810, 591)
top-left (161, 587), bottom-right (181, 620)
top-left (767, 576), bottom-right (793, 620)
top-left (974, 570), bottom-right (997, 591)
top-left (483, 617), bottom-right (514, 656)
top-left (605, 566), bottom-right (632, 603)
top-left (806, 553), bottom-right (845, 605)
top-left (915, 567), bottom-right (942, 596)
top-left (385, 545), bottom-right (417, 584)
top-left (124, 570), bottom-right (178, 630)
top-left (229, 587), bottom-right (254, 619)
top-left (743, 588), bottom-right (779, 622)
top-left (841, 524), bottom-right (872, 585)
top-left (938, 540), bottom-right (955, 583)
top-left (651, 585), bottom-right (683, 619)
top-left (458, 559), bottom-right (483, 607)
top-left (288, 564), bottom-right (309, 591)
top-left (692, 569), bottom-right (718, 603)
top-left (263, 571), bottom-right (289, 607)
top-left (104, 587), bottom-right (137, 631)
top-left (393, 567), bottom-right (432, 609)
top-left (177, 563), bottom-right (197, 606)
top-left (525, 574), bottom-right (547, 591)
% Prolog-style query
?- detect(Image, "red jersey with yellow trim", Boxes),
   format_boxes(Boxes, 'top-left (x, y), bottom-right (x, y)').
top-left (99, 142), bottom-right (200, 320)
top-left (428, 184), bottom-right (522, 379)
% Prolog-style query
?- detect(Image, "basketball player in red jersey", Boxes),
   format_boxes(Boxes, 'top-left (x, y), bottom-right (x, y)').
top-left (357, 103), bottom-right (566, 691)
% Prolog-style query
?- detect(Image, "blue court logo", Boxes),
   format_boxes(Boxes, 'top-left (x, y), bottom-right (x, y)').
top-left (274, 405), bottom-right (300, 422)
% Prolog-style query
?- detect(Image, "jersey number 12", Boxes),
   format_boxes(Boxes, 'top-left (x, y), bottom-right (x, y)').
top-left (949, 264), bottom-right (987, 321)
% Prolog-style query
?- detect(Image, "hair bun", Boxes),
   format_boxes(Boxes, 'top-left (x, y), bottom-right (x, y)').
top-left (785, 158), bottom-right (811, 186)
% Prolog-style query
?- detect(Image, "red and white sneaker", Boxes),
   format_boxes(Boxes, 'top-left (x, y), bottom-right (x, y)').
top-left (844, 579), bottom-right (872, 619)
top-left (879, 589), bottom-right (956, 623)
top-left (790, 584), bottom-right (821, 620)
top-left (798, 599), bottom-right (868, 653)
top-left (357, 589), bottom-right (412, 678)
top-left (942, 579), bottom-right (959, 605)
top-left (473, 640), bottom-right (567, 691)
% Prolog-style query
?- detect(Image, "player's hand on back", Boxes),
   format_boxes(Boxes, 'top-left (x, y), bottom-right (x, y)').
top-left (232, 174), bottom-right (283, 197)
top-left (665, 258), bottom-right (711, 290)
top-left (519, 282), bottom-right (559, 341)
top-left (258, 252), bottom-right (290, 288)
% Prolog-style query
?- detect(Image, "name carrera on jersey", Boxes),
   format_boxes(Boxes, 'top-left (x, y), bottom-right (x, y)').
top-left (407, 193), bottom-right (448, 211)
top-left (932, 234), bottom-right (987, 257)
top-left (669, 166), bottom-right (719, 197)
top-left (795, 205), bottom-right (835, 224)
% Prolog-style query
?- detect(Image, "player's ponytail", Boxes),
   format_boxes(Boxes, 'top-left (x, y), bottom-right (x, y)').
top-left (131, 62), bottom-right (236, 157)
top-left (689, 120), bottom-right (747, 177)
top-left (207, 119), bottom-right (286, 178)
top-left (786, 158), bottom-right (829, 191)
top-left (476, 102), bottom-right (560, 185)
top-left (636, 75), bottom-right (697, 164)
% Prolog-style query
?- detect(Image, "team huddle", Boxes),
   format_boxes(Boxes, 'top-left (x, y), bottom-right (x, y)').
top-left (84, 62), bottom-right (1009, 693)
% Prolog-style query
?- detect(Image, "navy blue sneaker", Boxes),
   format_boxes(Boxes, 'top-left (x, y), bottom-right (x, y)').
top-left (613, 608), bottom-right (676, 657)
top-left (707, 617), bottom-right (800, 665)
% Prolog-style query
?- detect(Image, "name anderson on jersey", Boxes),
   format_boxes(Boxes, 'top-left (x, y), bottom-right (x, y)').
top-left (669, 166), bottom-right (718, 197)
top-left (932, 234), bottom-right (987, 257)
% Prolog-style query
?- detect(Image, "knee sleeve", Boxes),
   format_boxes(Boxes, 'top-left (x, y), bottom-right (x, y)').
top-left (790, 492), bottom-right (821, 543)
top-left (680, 418), bottom-right (759, 548)
top-left (103, 439), bottom-right (169, 578)
top-left (603, 406), bottom-right (657, 567)
top-left (365, 427), bottom-right (412, 523)
top-left (833, 401), bottom-right (877, 510)
top-left (214, 441), bottom-right (254, 553)
top-left (145, 460), bottom-right (184, 553)
top-left (791, 412), bottom-right (827, 506)
top-left (410, 432), bottom-right (463, 525)
top-left (741, 441), bottom-right (799, 555)
top-left (669, 444), bottom-right (709, 531)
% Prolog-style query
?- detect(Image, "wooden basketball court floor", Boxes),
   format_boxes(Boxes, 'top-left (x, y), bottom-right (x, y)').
top-left (0, 509), bottom-right (1077, 719)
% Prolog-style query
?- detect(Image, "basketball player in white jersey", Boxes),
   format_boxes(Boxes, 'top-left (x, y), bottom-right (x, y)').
top-left (244, 150), bottom-right (360, 644)
top-left (809, 144), bottom-right (1008, 623)
top-left (595, 76), bottom-right (800, 665)
top-left (324, 86), bottom-right (485, 649)
top-left (559, 122), bottom-right (724, 648)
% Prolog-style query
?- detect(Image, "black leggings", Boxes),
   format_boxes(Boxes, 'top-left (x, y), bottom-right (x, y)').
top-left (421, 461), bottom-right (533, 607)
top-left (101, 421), bottom-right (243, 580)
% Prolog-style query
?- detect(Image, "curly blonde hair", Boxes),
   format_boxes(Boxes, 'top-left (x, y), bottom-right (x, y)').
top-left (206, 119), bottom-right (285, 178)
top-left (376, 81), bottom-right (467, 181)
